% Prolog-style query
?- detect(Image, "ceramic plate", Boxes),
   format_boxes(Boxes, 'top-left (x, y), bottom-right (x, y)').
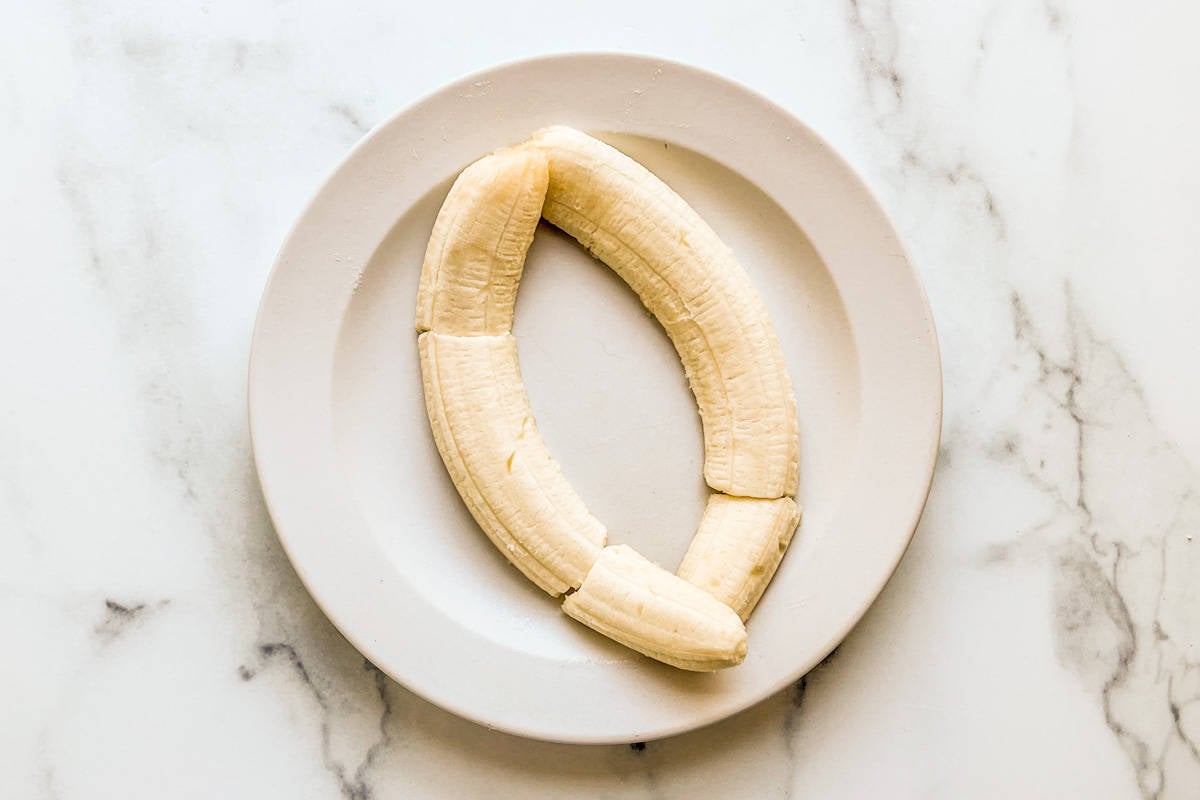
top-left (249, 53), bottom-right (941, 743)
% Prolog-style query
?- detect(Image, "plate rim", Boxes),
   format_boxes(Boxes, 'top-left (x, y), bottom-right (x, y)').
top-left (248, 51), bottom-right (942, 744)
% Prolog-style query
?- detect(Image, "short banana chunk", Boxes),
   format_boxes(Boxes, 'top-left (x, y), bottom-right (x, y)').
top-left (419, 332), bottom-right (606, 595)
top-left (532, 126), bottom-right (799, 500)
top-left (677, 495), bottom-right (802, 621)
top-left (563, 545), bottom-right (748, 671)
top-left (416, 145), bottom-right (549, 336)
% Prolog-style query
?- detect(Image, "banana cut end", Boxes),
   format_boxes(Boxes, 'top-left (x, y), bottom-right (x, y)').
top-left (416, 144), bottom-right (550, 336)
top-left (562, 544), bottom-right (748, 672)
top-left (678, 495), bottom-right (802, 621)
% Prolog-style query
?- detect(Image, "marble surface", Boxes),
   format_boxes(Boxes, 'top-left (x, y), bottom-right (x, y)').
top-left (3, 0), bottom-right (1198, 797)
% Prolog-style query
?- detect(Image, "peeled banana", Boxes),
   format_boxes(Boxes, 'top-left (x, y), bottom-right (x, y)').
top-left (418, 332), bottom-right (606, 595)
top-left (532, 126), bottom-right (799, 500)
top-left (416, 145), bottom-right (549, 336)
top-left (563, 545), bottom-right (748, 671)
top-left (415, 131), bottom-right (803, 671)
top-left (677, 495), bottom-right (802, 621)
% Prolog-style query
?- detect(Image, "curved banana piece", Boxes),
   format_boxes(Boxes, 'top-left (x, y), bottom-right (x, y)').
top-left (677, 495), bottom-right (802, 621)
top-left (418, 332), bottom-right (606, 595)
top-left (532, 126), bottom-right (799, 500)
top-left (563, 545), bottom-right (748, 671)
top-left (416, 145), bottom-right (549, 336)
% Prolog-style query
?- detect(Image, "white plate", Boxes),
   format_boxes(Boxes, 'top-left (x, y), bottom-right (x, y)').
top-left (249, 53), bottom-right (941, 744)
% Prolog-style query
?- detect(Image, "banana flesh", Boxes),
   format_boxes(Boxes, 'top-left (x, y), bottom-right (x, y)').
top-left (532, 126), bottom-right (799, 500)
top-left (418, 332), bottom-right (606, 595)
top-left (562, 545), bottom-right (748, 671)
top-left (415, 129), bottom-right (803, 671)
top-left (677, 495), bottom-right (802, 621)
top-left (416, 145), bottom-right (549, 336)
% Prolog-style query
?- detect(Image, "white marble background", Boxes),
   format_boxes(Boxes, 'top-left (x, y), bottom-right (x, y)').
top-left (3, 0), bottom-right (1198, 797)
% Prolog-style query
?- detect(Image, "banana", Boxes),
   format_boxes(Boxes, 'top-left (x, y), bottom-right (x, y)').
top-left (562, 544), bottom-right (748, 671)
top-left (531, 126), bottom-right (799, 500)
top-left (418, 332), bottom-right (606, 595)
top-left (415, 128), bottom-right (804, 671)
top-left (677, 495), bottom-right (802, 621)
top-left (416, 145), bottom-right (549, 336)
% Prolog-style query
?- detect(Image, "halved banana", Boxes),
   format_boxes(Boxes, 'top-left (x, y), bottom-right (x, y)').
top-left (563, 545), bottom-right (748, 671)
top-left (415, 130), bottom-right (803, 671)
top-left (677, 495), bottom-right (802, 621)
top-left (419, 332), bottom-right (606, 595)
top-left (532, 126), bottom-right (799, 500)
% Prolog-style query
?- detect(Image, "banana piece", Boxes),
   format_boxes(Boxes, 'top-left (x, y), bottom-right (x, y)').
top-left (562, 544), bottom-right (748, 671)
top-left (531, 125), bottom-right (799, 500)
top-left (677, 495), bottom-right (802, 621)
top-left (416, 145), bottom-right (549, 336)
top-left (418, 331), bottom-right (606, 595)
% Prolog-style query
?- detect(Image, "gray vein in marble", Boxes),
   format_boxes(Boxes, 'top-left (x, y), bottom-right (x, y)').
top-left (37, 727), bottom-right (59, 800)
top-left (330, 103), bottom-right (370, 136)
top-left (1043, 0), bottom-right (1084, 164)
top-left (983, 285), bottom-right (1200, 797)
top-left (1044, 0), bottom-right (1065, 33)
top-left (120, 36), bottom-right (168, 67)
top-left (846, 1), bottom-right (1011, 244)
top-left (41, 766), bottom-right (57, 800)
top-left (56, 166), bottom-right (108, 288)
top-left (231, 41), bottom-right (249, 74)
top-left (359, 663), bottom-right (396, 793)
top-left (94, 598), bottom-right (169, 644)
top-left (845, 0), bottom-right (904, 115)
top-left (901, 149), bottom-right (1008, 240)
top-left (117, 32), bottom-right (289, 77)
top-left (967, 4), bottom-right (1002, 86)
top-left (780, 646), bottom-right (839, 798)
top-left (243, 644), bottom-right (392, 800)
top-left (625, 739), bottom-right (663, 800)
top-left (1170, 683), bottom-right (1200, 765)
top-left (778, 677), bottom-right (807, 799)
top-left (55, 59), bottom-right (394, 785)
top-left (57, 143), bottom-right (231, 524)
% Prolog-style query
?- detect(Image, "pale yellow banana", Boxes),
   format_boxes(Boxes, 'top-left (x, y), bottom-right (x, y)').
top-left (418, 332), bottom-right (606, 595)
top-left (415, 129), bottom-right (804, 670)
top-left (562, 544), bottom-right (748, 671)
top-left (416, 145), bottom-right (548, 336)
top-left (677, 495), bottom-right (802, 621)
top-left (531, 126), bottom-right (799, 500)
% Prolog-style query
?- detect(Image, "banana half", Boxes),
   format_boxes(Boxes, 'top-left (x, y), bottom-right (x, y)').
top-left (415, 130), bottom-right (802, 671)
top-left (534, 126), bottom-right (799, 500)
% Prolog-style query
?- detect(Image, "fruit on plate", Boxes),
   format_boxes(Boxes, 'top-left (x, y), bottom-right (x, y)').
top-left (416, 145), bottom-right (549, 336)
top-left (418, 331), bottom-right (606, 596)
top-left (415, 128), bottom-right (801, 670)
top-left (677, 494), bottom-right (802, 621)
top-left (563, 545), bottom-right (748, 671)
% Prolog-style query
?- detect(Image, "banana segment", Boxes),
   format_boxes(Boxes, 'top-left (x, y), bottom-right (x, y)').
top-left (418, 332), bottom-right (606, 595)
top-left (416, 145), bottom-right (549, 336)
top-left (677, 495), bottom-right (802, 621)
top-left (532, 126), bottom-right (799, 500)
top-left (562, 545), bottom-right (748, 671)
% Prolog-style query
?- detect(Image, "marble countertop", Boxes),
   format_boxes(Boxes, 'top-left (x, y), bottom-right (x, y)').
top-left (4, 1), bottom-right (1198, 797)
